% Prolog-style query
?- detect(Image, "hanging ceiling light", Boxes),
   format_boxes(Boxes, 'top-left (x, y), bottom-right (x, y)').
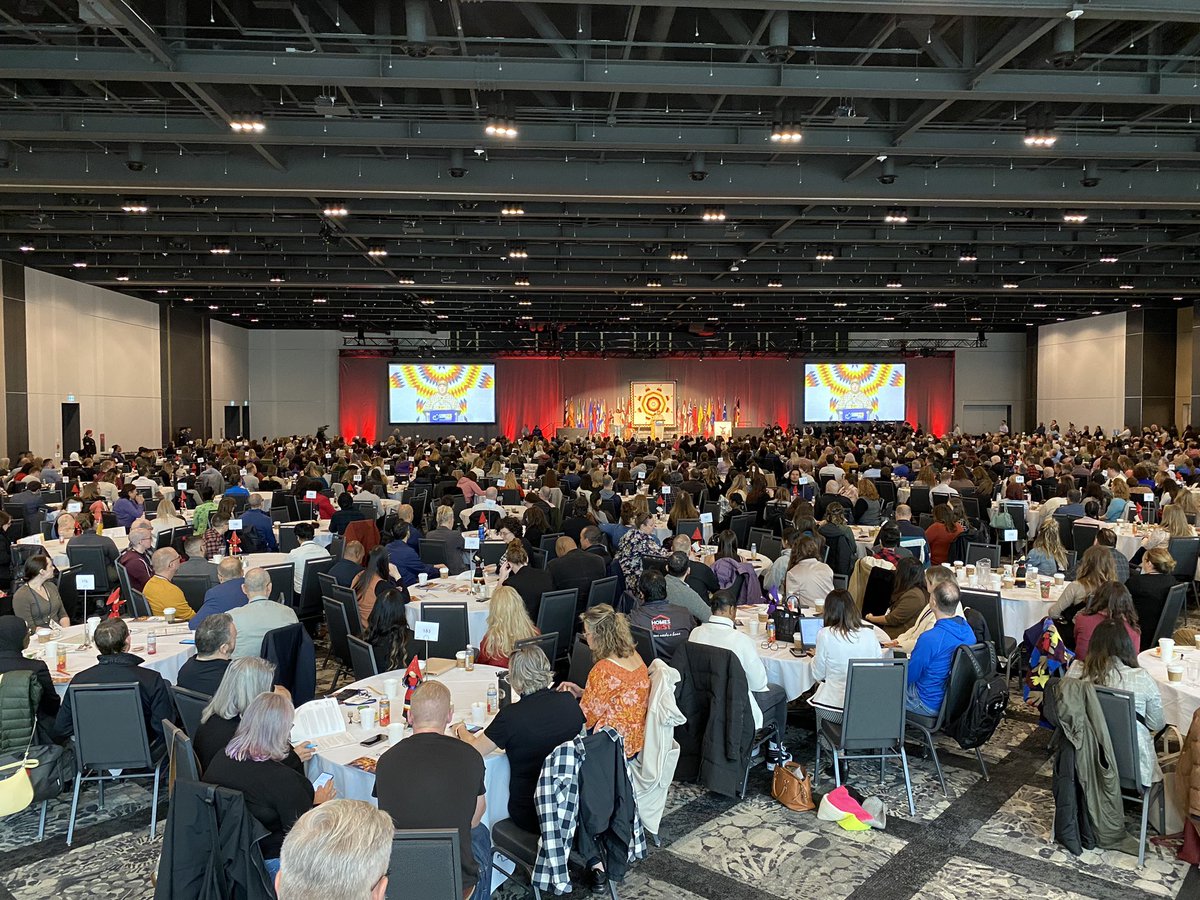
top-left (1063, 210), bottom-right (1088, 223)
top-left (701, 206), bottom-right (726, 222)
top-left (209, 240), bottom-right (231, 255)
top-left (958, 247), bottom-right (978, 262)
top-left (229, 112), bottom-right (266, 133)
top-left (17, 240), bottom-right (34, 252)
top-left (1022, 110), bottom-right (1057, 147)
top-left (269, 272), bottom-right (285, 283)
top-left (814, 249), bottom-right (836, 261)
top-left (1003, 282), bottom-right (1019, 289)
top-left (886, 279), bottom-right (902, 288)
top-left (508, 246), bottom-right (529, 259)
top-left (883, 208), bottom-right (909, 224)
top-left (500, 203), bottom-right (525, 216)
top-left (397, 274), bottom-right (416, 285)
top-left (121, 198), bottom-right (149, 214)
top-left (1099, 253), bottom-right (1118, 263)
top-left (72, 257), bottom-right (87, 268)
top-left (646, 277), bottom-right (662, 288)
top-left (115, 271), bottom-right (131, 281)
top-left (767, 278), bottom-right (784, 288)
top-left (322, 201), bottom-right (349, 217)
top-left (514, 274), bottom-right (530, 286)
top-left (769, 121), bottom-right (802, 143)
top-left (484, 115), bottom-right (518, 138)
top-left (367, 244), bottom-right (388, 257)
top-left (668, 247), bottom-right (689, 260)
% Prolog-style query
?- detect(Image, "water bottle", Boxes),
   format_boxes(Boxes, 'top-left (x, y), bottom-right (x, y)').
top-left (766, 620), bottom-right (776, 645)
top-left (750, 542), bottom-right (757, 558)
top-left (147, 629), bottom-right (157, 655)
top-left (486, 683), bottom-right (499, 715)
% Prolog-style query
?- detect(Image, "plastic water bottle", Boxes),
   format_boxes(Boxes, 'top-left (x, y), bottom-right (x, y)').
top-left (147, 629), bottom-right (157, 656)
top-left (478, 521), bottom-right (486, 544)
top-left (750, 542), bottom-right (757, 558)
top-left (486, 683), bottom-right (499, 715)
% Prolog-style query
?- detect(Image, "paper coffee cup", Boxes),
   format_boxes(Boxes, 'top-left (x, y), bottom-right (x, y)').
top-left (471, 701), bottom-right (487, 726)
top-left (1167, 664), bottom-right (1184, 682)
top-left (163, 607), bottom-right (176, 624)
top-left (387, 723), bottom-right (404, 742)
top-left (1159, 638), bottom-right (1175, 660)
top-left (382, 677), bottom-right (400, 698)
top-left (360, 705), bottom-right (377, 730)
top-left (455, 651), bottom-right (467, 668)
top-left (793, 633), bottom-right (803, 648)
top-left (1053, 574), bottom-right (1065, 586)
top-left (85, 616), bottom-right (100, 641)
top-left (418, 572), bottom-right (428, 585)
top-left (1039, 579), bottom-right (1051, 600)
top-left (36, 628), bottom-right (51, 644)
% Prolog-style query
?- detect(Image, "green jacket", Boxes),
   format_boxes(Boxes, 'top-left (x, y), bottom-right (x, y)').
top-left (0, 670), bottom-right (39, 754)
top-left (1055, 677), bottom-right (1125, 848)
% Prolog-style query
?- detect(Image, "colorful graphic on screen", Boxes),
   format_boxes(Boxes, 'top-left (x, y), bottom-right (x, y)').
top-left (388, 363), bottom-right (496, 424)
top-left (803, 363), bottom-right (906, 422)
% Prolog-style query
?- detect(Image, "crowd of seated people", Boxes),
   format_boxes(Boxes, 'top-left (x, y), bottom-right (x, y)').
top-left (2, 417), bottom-right (1199, 883)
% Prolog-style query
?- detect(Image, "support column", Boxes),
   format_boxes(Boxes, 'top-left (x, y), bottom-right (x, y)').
top-left (1, 262), bottom-right (28, 457)
top-left (1125, 309), bottom-right (1177, 430)
top-left (159, 304), bottom-right (211, 444)
top-left (1023, 326), bottom-right (1038, 432)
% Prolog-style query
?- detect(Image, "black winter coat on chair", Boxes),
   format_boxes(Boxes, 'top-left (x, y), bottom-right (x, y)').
top-left (669, 641), bottom-right (754, 797)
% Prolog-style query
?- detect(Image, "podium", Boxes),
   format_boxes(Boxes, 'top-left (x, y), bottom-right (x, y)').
top-left (713, 421), bottom-right (732, 439)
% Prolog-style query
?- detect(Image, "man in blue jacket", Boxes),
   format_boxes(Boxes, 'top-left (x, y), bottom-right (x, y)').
top-left (906, 581), bottom-right (976, 715)
top-left (240, 494), bottom-right (278, 551)
top-left (385, 522), bottom-right (441, 587)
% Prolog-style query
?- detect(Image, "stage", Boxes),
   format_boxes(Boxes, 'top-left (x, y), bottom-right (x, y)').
top-left (338, 356), bottom-right (955, 442)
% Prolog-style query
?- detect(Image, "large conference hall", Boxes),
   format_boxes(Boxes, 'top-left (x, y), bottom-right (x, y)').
top-left (1, 1), bottom-right (1200, 898)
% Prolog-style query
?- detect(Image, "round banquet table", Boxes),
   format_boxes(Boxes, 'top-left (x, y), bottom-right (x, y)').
top-left (405, 572), bottom-right (497, 647)
top-left (851, 525), bottom-right (881, 558)
top-left (25, 619), bottom-right (196, 697)
top-left (303, 665), bottom-right (512, 829)
top-left (241, 551), bottom-right (294, 569)
top-left (1137, 644), bottom-right (1200, 729)
top-left (996, 583), bottom-right (1057, 643)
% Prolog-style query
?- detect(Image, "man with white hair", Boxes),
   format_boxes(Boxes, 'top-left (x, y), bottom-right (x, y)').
top-left (276, 800), bottom-right (393, 900)
top-left (227, 567), bottom-right (298, 659)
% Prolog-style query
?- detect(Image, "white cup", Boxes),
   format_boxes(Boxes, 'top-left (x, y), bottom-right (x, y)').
top-left (417, 572), bottom-right (428, 586)
top-left (746, 618), bottom-right (759, 635)
top-left (85, 616), bottom-right (101, 640)
top-left (212, 554), bottom-right (223, 564)
top-left (44, 641), bottom-right (57, 662)
top-left (382, 678), bottom-right (400, 698)
top-left (163, 607), bottom-right (176, 624)
top-left (1053, 574), bottom-right (1065, 587)
top-left (471, 701), bottom-right (487, 726)
top-left (1159, 638), bottom-right (1175, 660)
top-left (360, 705), bottom-right (377, 730)
top-left (387, 723), bottom-right (405, 743)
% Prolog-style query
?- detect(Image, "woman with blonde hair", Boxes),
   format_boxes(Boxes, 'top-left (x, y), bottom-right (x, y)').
top-left (915, 466), bottom-right (938, 488)
top-left (1026, 519), bottom-right (1069, 574)
top-left (557, 603), bottom-right (650, 757)
top-left (503, 470), bottom-right (524, 498)
top-left (151, 496), bottom-right (186, 535)
top-left (477, 586), bottom-right (540, 668)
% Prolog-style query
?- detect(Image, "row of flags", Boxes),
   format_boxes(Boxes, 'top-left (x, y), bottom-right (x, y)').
top-left (676, 397), bottom-right (741, 435)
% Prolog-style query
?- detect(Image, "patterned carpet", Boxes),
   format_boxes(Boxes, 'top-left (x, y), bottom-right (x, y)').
top-left (2, 657), bottom-right (1197, 900)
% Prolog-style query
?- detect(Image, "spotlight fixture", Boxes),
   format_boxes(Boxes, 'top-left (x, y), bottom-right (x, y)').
top-left (483, 115), bottom-right (518, 138)
top-left (1003, 282), bottom-right (1019, 289)
top-left (832, 302), bottom-right (847, 308)
top-left (436, 314), bottom-right (449, 320)
top-left (932, 302), bottom-right (948, 308)
top-left (419, 298), bottom-right (435, 306)
top-left (1063, 210), bottom-right (1088, 223)
top-left (1119, 283), bottom-right (1134, 289)
top-left (208, 304), bottom-right (218, 310)
top-left (500, 203), bottom-right (525, 216)
top-left (229, 112), bottom-right (265, 133)
top-left (1033, 303), bottom-right (1048, 308)
top-left (366, 244), bottom-right (388, 257)
top-left (269, 272), bottom-right (285, 283)
top-left (1022, 128), bottom-right (1057, 147)
top-left (668, 247), bottom-right (689, 261)
top-left (183, 296), bottom-right (193, 302)
top-left (646, 277), bottom-right (662, 288)
top-left (886, 279), bottom-right (902, 288)
top-left (322, 202), bottom-right (349, 217)
top-left (508, 246), bottom-right (529, 259)
top-left (312, 296), bottom-right (327, 304)
top-left (209, 241), bottom-right (231, 255)
top-left (1099, 254), bottom-right (1118, 263)
top-left (517, 300), bottom-right (532, 306)
top-left (769, 121), bottom-right (802, 143)
top-left (701, 206), bottom-right (726, 222)
top-left (121, 198), bottom-right (149, 213)
top-left (767, 278), bottom-right (783, 288)
top-left (397, 274), bottom-right (416, 285)
top-left (731, 302), bottom-right (746, 308)
top-left (814, 249), bottom-right (836, 261)
top-left (514, 274), bottom-right (530, 286)
top-left (115, 271), bottom-right (130, 281)
top-left (958, 247), bottom-right (979, 262)
top-left (17, 241), bottom-right (34, 252)
top-left (883, 208), bottom-right (909, 224)
top-left (72, 257), bottom-right (87, 268)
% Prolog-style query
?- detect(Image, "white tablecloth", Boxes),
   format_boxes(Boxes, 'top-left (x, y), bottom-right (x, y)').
top-left (405, 574), bottom-right (496, 647)
top-left (30, 620), bottom-right (196, 697)
top-left (305, 666), bottom-right (512, 829)
top-left (758, 644), bottom-right (816, 701)
top-left (997, 584), bottom-right (1058, 643)
top-left (1138, 645), bottom-right (1200, 729)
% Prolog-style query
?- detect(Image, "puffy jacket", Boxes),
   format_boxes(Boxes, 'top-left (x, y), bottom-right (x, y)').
top-left (670, 641), bottom-right (754, 797)
top-left (1177, 706), bottom-right (1200, 821)
top-left (0, 669), bottom-right (38, 753)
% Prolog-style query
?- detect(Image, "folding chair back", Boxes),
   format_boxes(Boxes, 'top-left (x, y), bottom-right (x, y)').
top-left (419, 603), bottom-right (470, 660)
top-left (385, 829), bottom-right (462, 900)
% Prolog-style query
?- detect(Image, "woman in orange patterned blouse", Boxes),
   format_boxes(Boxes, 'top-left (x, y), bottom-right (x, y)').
top-left (558, 603), bottom-right (650, 757)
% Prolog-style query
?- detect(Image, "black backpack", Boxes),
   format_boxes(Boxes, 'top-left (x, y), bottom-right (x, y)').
top-left (944, 644), bottom-right (1009, 750)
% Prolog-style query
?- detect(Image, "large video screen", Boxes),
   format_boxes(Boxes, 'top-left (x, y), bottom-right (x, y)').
top-left (804, 363), bottom-right (906, 422)
top-left (388, 363), bottom-right (496, 424)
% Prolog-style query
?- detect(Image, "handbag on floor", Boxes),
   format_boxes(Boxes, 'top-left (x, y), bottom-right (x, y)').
top-left (0, 733), bottom-right (38, 817)
top-left (771, 760), bottom-right (815, 812)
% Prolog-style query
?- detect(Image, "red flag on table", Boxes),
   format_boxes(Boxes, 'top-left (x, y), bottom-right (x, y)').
top-left (692, 527), bottom-right (702, 541)
top-left (402, 654), bottom-right (423, 715)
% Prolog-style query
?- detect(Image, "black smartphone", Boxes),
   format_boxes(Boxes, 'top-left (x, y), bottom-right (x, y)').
top-left (360, 734), bottom-right (387, 747)
top-left (788, 648), bottom-right (809, 658)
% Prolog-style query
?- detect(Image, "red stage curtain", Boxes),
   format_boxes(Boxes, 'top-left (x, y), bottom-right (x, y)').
top-left (337, 354), bottom-right (955, 440)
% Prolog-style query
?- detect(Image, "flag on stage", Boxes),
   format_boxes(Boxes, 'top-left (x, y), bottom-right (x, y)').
top-left (722, 399), bottom-right (728, 421)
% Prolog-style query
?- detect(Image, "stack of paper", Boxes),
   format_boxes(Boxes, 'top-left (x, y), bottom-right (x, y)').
top-left (291, 698), bottom-right (354, 751)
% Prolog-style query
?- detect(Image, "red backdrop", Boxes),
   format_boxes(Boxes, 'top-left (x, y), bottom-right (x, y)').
top-left (339, 355), bottom-right (954, 441)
